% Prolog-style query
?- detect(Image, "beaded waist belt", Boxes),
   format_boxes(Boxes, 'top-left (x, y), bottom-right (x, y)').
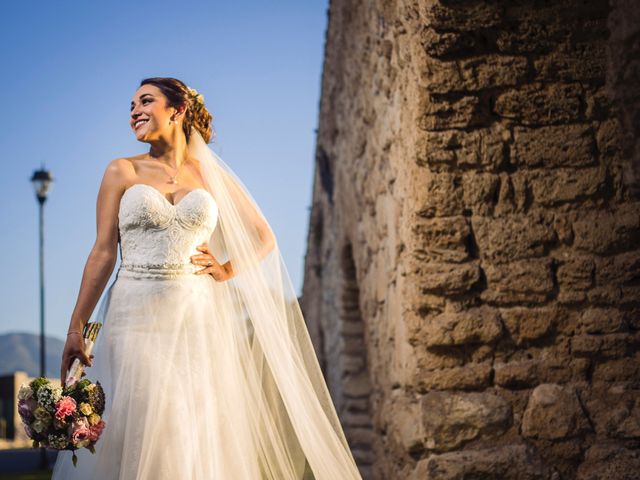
top-left (118, 262), bottom-right (200, 279)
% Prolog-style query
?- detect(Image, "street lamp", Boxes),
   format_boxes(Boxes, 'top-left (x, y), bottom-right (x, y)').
top-left (30, 167), bottom-right (53, 470)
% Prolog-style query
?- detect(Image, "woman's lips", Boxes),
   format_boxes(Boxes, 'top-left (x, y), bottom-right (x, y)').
top-left (134, 119), bottom-right (149, 130)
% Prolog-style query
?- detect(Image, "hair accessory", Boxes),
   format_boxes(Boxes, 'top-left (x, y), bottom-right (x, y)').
top-left (187, 86), bottom-right (205, 106)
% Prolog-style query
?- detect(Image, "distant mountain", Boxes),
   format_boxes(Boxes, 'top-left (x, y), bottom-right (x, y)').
top-left (0, 332), bottom-right (65, 378)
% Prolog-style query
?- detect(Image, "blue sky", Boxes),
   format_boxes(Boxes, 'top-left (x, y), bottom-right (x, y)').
top-left (0, 1), bottom-right (328, 340)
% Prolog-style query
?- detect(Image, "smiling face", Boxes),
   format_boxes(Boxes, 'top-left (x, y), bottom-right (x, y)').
top-left (130, 84), bottom-right (184, 143)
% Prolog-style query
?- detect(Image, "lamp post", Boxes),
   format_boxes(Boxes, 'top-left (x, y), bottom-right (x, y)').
top-left (30, 167), bottom-right (53, 470)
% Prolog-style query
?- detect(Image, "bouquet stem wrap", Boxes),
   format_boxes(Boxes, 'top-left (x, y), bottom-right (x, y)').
top-left (65, 322), bottom-right (102, 387)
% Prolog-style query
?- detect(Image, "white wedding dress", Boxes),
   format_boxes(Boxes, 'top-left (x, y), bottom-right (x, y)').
top-left (50, 128), bottom-right (364, 480)
top-left (51, 183), bottom-right (315, 479)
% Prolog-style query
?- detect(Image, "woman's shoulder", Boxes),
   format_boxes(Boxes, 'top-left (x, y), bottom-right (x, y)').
top-left (105, 154), bottom-right (148, 176)
top-left (107, 153), bottom-right (146, 169)
top-left (102, 154), bottom-right (145, 187)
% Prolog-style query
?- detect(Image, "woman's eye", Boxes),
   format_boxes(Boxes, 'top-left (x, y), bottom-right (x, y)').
top-left (130, 98), bottom-right (152, 111)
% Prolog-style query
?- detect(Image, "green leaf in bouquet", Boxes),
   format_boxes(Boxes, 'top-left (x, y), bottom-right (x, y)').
top-left (77, 378), bottom-right (92, 390)
top-left (30, 377), bottom-right (48, 395)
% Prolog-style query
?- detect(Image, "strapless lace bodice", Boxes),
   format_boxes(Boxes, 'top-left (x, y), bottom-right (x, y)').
top-left (117, 183), bottom-right (219, 278)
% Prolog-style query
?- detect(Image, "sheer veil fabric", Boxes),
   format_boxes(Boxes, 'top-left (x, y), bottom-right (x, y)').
top-left (182, 127), bottom-right (363, 479)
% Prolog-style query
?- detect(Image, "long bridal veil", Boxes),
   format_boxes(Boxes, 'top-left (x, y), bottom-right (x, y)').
top-left (188, 127), bottom-right (362, 479)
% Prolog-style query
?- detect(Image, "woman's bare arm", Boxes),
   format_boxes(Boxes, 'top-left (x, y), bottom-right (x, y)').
top-left (218, 172), bottom-right (277, 278)
top-left (66, 158), bottom-right (130, 334)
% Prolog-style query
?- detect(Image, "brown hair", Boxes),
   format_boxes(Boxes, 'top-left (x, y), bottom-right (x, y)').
top-left (139, 77), bottom-right (215, 144)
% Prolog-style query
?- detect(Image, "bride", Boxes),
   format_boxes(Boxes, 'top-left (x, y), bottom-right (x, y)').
top-left (51, 77), bottom-right (363, 479)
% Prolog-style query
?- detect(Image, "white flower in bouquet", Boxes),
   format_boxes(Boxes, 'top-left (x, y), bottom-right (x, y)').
top-left (37, 384), bottom-right (62, 411)
top-left (31, 419), bottom-right (47, 434)
top-left (48, 432), bottom-right (69, 449)
top-left (18, 383), bottom-right (34, 401)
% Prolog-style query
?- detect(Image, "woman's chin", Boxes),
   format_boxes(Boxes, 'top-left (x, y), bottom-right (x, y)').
top-left (134, 130), bottom-right (148, 141)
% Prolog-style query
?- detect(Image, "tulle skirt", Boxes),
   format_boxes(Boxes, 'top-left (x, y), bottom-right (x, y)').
top-left (51, 266), bottom-right (305, 479)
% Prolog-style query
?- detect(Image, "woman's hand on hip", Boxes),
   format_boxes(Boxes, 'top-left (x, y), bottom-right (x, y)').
top-left (190, 242), bottom-right (233, 282)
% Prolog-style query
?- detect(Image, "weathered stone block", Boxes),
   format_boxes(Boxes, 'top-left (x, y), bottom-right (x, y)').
top-left (410, 342), bottom-right (466, 375)
top-left (461, 173), bottom-right (500, 215)
top-left (577, 444), bottom-right (640, 480)
top-left (596, 117), bottom-right (625, 158)
top-left (411, 444), bottom-right (549, 480)
top-left (494, 360), bottom-right (539, 388)
top-left (538, 357), bottom-right (590, 384)
top-left (416, 130), bottom-right (458, 169)
top-left (500, 306), bottom-right (559, 345)
top-left (422, 2), bottom-right (503, 31)
top-left (415, 261), bottom-right (482, 296)
top-left (528, 166), bottom-right (606, 207)
top-left (421, 391), bottom-right (512, 452)
top-left (420, 362), bottom-right (493, 391)
top-left (456, 126), bottom-right (509, 170)
top-left (417, 125), bottom-right (508, 172)
top-left (592, 354), bottom-right (640, 382)
top-left (416, 171), bottom-right (464, 217)
top-left (586, 87), bottom-right (614, 120)
top-left (557, 256), bottom-right (595, 296)
top-left (494, 83), bottom-right (582, 125)
top-left (571, 333), bottom-right (632, 359)
top-left (494, 172), bottom-right (529, 214)
top-left (587, 285), bottom-right (623, 305)
top-left (601, 399), bottom-right (640, 439)
top-left (411, 216), bottom-right (470, 263)
top-left (472, 214), bottom-right (557, 264)
top-left (595, 250), bottom-right (640, 287)
top-left (422, 55), bottom-right (527, 93)
top-left (512, 124), bottom-right (596, 168)
top-left (578, 308), bottom-right (625, 334)
top-left (419, 92), bottom-right (482, 131)
top-left (496, 11), bottom-right (568, 54)
top-left (534, 43), bottom-right (607, 82)
top-left (387, 393), bottom-right (425, 453)
top-left (422, 28), bottom-right (484, 59)
top-left (482, 258), bottom-right (554, 304)
top-left (522, 383), bottom-right (591, 439)
top-left (573, 203), bottom-right (640, 254)
top-left (423, 306), bottom-right (503, 348)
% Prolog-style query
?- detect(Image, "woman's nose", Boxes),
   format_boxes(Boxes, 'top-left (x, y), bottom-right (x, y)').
top-left (131, 105), bottom-right (143, 118)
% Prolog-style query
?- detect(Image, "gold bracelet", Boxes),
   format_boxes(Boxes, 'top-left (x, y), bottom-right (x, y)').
top-left (67, 331), bottom-right (83, 336)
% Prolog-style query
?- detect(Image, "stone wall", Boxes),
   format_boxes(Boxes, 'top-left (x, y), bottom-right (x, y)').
top-left (301, 1), bottom-right (640, 479)
top-left (607, 0), bottom-right (640, 197)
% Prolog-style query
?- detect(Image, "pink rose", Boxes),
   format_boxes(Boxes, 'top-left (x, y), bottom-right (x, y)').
top-left (69, 418), bottom-right (91, 448)
top-left (55, 396), bottom-right (77, 420)
top-left (88, 419), bottom-right (106, 442)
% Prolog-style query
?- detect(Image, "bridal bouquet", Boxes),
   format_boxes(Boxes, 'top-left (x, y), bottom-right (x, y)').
top-left (18, 377), bottom-right (106, 465)
top-left (17, 322), bottom-right (106, 466)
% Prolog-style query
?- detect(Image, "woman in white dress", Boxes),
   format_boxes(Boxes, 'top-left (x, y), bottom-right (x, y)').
top-left (51, 77), bottom-right (363, 479)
